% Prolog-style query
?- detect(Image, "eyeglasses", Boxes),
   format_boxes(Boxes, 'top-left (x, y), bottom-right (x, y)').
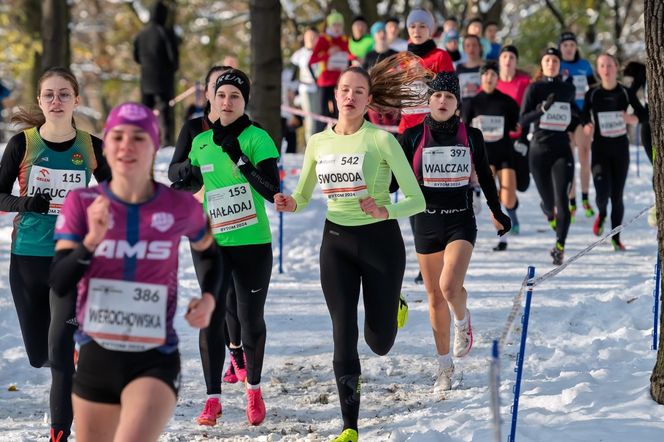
top-left (40, 91), bottom-right (74, 103)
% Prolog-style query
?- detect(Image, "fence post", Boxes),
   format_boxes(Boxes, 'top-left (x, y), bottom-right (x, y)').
top-left (278, 161), bottom-right (284, 274)
top-left (490, 339), bottom-right (501, 442)
top-left (636, 123), bottom-right (641, 178)
top-left (509, 266), bottom-right (536, 442)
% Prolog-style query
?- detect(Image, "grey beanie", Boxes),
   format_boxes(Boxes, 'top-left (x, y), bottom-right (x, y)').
top-left (406, 9), bottom-right (435, 34)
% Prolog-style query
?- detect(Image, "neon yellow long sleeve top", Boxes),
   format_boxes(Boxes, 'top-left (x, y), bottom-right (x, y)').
top-left (292, 121), bottom-right (425, 226)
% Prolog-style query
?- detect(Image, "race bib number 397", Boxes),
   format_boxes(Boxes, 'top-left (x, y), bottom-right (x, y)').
top-left (27, 167), bottom-right (85, 215)
top-left (316, 153), bottom-right (368, 199)
top-left (83, 278), bottom-right (167, 352)
top-left (422, 146), bottom-right (472, 188)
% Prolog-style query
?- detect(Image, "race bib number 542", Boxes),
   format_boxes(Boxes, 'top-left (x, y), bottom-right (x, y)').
top-left (316, 153), bottom-right (368, 199)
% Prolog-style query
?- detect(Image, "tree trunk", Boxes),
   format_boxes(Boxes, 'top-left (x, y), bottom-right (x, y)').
top-left (41, 0), bottom-right (70, 70)
top-left (250, 0), bottom-right (282, 146)
top-left (358, 0), bottom-right (379, 26)
top-left (646, 0), bottom-right (664, 405)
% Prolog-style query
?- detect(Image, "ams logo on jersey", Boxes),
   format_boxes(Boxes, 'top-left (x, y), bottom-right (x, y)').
top-left (94, 240), bottom-right (172, 260)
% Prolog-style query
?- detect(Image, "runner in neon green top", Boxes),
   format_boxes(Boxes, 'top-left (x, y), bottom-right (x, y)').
top-left (275, 55), bottom-right (430, 442)
top-left (291, 119), bottom-right (423, 225)
top-left (190, 124), bottom-right (278, 246)
top-left (189, 69), bottom-right (281, 427)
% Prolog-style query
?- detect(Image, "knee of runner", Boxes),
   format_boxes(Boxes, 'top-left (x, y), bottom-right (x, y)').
top-left (440, 283), bottom-right (464, 302)
top-left (366, 334), bottom-right (396, 356)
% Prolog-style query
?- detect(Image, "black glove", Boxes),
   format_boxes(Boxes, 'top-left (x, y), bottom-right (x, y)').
top-left (24, 193), bottom-right (52, 214)
top-left (542, 93), bottom-right (556, 112)
top-left (170, 163), bottom-right (202, 193)
top-left (212, 130), bottom-right (243, 164)
top-left (513, 141), bottom-right (528, 157)
top-left (493, 210), bottom-right (512, 236)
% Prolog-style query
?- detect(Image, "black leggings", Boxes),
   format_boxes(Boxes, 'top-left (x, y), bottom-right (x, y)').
top-left (641, 120), bottom-right (653, 166)
top-left (48, 288), bottom-right (78, 439)
top-left (199, 243), bottom-right (272, 393)
top-left (320, 219), bottom-right (405, 431)
top-left (529, 145), bottom-right (575, 247)
top-left (191, 246), bottom-right (241, 347)
top-left (9, 254), bottom-right (52, 368)
top-left (592, 142), bottom-right (629, 240)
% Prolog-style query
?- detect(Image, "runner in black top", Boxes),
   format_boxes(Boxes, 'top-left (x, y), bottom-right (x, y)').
top-left (401, 71), bottom-right (510, 395)
top-left (463, 61), bottom-right (520, 251)
top-left (520, 48), bottom-right (580, 265)
top-left (581, 54), bottom-right (647, 250)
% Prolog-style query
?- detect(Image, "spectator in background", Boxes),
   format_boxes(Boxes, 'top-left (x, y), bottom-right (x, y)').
top-left (291, 27), bottom-right (323, 142)
top-left (222, 55), bottom-right (239, 69)
top-left (363, 22), bottom-right (398, 70)
top-left (0, 80), bottom-right (10, 142)
top-left (385, 16), bottom-right (408, 52)
top-left (349, 16), bottom-right (374, 62)
top-left (461, 17), bottom-right (491, 60)
top-left (443, 17), bottom-right (459, 33)
top-left (309, 10), bottom-right (353, 120)
top-left (133, 0), bottom-right (179, 146)
top-left (484, 21), bottom-right (502, 60)
top-left (442, 30), bottom-right (461, 63)
top-left (365, 22), bottom-right (400, 127)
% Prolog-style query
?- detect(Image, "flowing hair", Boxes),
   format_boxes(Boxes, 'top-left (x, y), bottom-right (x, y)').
top-left (338, 52), bottom-right (435, 112)
top-left (11, 67), bottom-right (80, 129)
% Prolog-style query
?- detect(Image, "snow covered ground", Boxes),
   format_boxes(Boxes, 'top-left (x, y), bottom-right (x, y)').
top-left (0, 144), bottom-right (662, 441)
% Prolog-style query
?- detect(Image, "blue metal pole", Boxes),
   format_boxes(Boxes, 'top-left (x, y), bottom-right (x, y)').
top-left (509, 266), bottom-right (536, 442)
top-left (653, 254), bottom-right (661, 350)
top-left (490, 339), bottom-right (501, 442)
top-left (636, 123), bottom-right (641, 178)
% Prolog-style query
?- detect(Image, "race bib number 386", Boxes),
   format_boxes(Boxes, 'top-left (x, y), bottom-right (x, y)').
top-left (316, 153), bottom-right (368, 199)
top-left (83, 278), bottom-right (167, 352)
top-left (27, 167), bottom-right (85, 215)
top-left (206, 183), bottom-right (258, 234)
top-left (422, 146), bottom-right (472, 188)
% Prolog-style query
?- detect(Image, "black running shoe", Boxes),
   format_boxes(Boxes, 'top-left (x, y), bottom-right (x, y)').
top-left (493, 241), bottom-right (508, 251)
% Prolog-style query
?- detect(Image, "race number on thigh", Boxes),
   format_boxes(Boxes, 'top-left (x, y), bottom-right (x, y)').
top-left (83, 278), bottom-right (167, 352)
top-left (27, 167), bottom-right (85, 215)
top-left (206, 183), bottom-right (258, 234)
top-left (316, 153), bottom-right (368, 199)
top-left (422, 145), bottom-right (472, 188)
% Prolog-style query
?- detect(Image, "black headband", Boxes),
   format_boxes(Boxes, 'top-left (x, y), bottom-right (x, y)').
top-left (215, 69), bottom-right (251, 103)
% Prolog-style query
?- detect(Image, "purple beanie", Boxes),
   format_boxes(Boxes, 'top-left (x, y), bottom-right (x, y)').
top-left (103, 102), bottom-right (161, 150)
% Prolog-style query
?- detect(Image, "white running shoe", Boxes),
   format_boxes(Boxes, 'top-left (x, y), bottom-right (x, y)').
top-left (453, 309), bottom-right (474, 358)
top-left (433, 362), bottom-right (455, 394)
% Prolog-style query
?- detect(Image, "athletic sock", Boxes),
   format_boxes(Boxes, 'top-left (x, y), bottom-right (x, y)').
top-left (454, 313), bottom-right (467, 327)
top-left (208, 394), bottom-right (221, 400)
top-left (569, 197), bottom-right (577, 207)
top-left (437, 352), bottom-right (453, 368)
top-left (246, 382), bottom-right (260, 390)
top-left (581, 193), bottom-right (589, 202)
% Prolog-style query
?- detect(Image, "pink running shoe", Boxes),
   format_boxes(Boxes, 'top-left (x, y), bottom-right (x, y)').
top-left (223, 361), bottom-right (238, 383)
top-left (230, 349), bottom-right (247, 383)
top-left (197, 397), bottom-right (222, 426)
top-left (246, 387), bottom-right (266, 425)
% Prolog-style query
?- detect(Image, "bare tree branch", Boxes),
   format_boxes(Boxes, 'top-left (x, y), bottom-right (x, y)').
top-left (544, 0), bottom-right (567, 29)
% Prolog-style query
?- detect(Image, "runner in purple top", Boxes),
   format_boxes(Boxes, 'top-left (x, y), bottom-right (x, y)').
top-left (50, 102), bottom-right (221, 442)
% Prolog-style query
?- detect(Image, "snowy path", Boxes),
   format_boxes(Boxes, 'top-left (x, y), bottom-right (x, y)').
top-left (0, 146), bottom-right (662, 441)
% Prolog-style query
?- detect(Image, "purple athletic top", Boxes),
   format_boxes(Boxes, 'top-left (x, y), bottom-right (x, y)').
top-left (54, 181), bottom-right (207, 352)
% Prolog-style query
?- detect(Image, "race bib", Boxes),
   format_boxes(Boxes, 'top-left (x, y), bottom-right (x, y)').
top-left (27, 167), bottom-right (85, 215)
top-left (539, 102), bottom-right (571, 132)
top-left (401, 81), bottom-right (430, 115)
top-left (206, 183), bottom-right (258, 234)
top-left (316, 153), bottom-right (368, 199)
top-left (328, 51), bottom-right (349, 71)
top-left (472, 115), bottom-right (505, 142)
top-left (597, 111), bottom-right (627, 138)
top-left (459, 72), bottom-right (481, 99)
top-left (83, 278), bottom-right (167, 352)
top-left (422, 146), bottom-right (472, 188)
top-left (572, 75), bottom-right (588, 101)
